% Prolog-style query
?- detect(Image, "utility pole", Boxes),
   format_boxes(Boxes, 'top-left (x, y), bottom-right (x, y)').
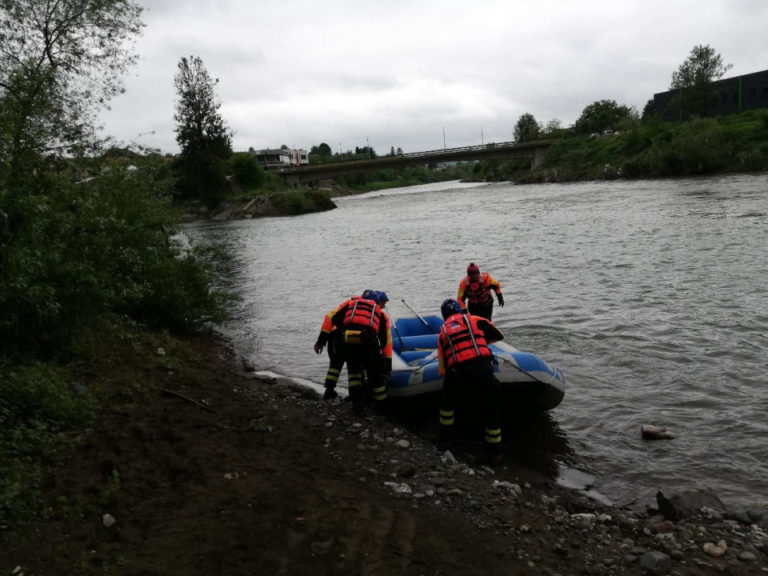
top-left (443, 127), bottom-right (446, 150)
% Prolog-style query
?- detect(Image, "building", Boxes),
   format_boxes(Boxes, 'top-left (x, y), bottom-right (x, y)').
top-left (250, 148), bottom-right (309, 169)
top-left (653, 69), bottom-right (768, 121)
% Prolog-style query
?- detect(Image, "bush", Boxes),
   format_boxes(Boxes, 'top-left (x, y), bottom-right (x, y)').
top-left (229, 153), bottom-right (265, 190)
top-left (0, 158), bottom-right (229, 358)
top-left (268, 189), bottom-right (335, 215)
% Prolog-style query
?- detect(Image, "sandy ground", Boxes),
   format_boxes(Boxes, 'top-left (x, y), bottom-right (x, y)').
top-left (1, 334), bottom-right (766, 576)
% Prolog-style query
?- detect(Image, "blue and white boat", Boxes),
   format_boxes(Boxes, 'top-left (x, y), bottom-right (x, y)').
top-left (388, 315), bottom-right (566, 411)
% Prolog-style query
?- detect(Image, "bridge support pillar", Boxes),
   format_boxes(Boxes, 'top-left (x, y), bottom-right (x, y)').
top-left (532, 147), bottom-right (548, 169)
top-left (283, 174), bottom-right (301, 187)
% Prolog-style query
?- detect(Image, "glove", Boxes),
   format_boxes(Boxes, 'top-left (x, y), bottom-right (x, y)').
top-left (314, 332), bottom-right (329, 354)
top-left (497, 293), bottom-right (504, 307)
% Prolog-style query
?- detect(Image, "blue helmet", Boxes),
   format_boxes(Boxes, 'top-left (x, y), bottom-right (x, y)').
top-left (376, 291), bottom-right (389, 303)
top-left (361, 289), bottom-right (374, 300)
top-left (441, 298), bottom-right (463, 319)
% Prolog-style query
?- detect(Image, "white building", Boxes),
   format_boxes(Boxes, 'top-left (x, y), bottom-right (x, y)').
top-left (250, 148), bottom-right (309, 169)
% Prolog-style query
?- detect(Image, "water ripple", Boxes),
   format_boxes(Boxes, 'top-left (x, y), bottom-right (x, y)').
top-left (186, 175), bottom-right (768, 510)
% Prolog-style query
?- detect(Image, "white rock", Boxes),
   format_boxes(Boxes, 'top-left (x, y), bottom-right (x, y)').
top-left (383, 481), bottom-right (412, 494)
top-left (492, 480), bottom-right (522, 496)
top-left (571, 513), bottom-right (597, 522)
top-left (102, 513), bottom-right (116, 528)
top-left (702, 542), bottom-right (726, 557)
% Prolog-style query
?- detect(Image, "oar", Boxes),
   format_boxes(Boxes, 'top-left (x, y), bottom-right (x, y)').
top-left (401, 299), bottom-right (437, 334)
top-left (385, 309), bottom-right (405, 351)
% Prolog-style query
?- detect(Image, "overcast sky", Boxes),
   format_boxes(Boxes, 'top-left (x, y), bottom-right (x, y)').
top-left (97, 0), bottom-right (768, 156)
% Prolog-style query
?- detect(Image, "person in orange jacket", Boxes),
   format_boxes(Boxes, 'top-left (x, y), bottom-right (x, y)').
top-left (314, 290), bottom-right (372, 400)
top-left (437, 298), bottom-right (504, 464)
top-left (457, 262), bottom-right (504, 320)
top-left (314, 292), bottom-right (392, 413)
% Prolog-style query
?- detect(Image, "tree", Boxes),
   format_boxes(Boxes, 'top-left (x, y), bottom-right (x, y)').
top-left (542, 118), bottom-right (563, 136)
top-left (641, 99), bottom-right (660, 123)
top-left (173, 55), bottom-right (232, 207)
top-left (513, 113), bottom-right (540, 142)
top-left (230, 152), bottom-right (265, 189)
top-left (669, 45), bottom-right (732, 118)
top-left (0, 0), bottom-right (144, 187)
top-left (310, 143), bottom-right (332, 158)
top-left (573, 100), bottom-right (636, 135)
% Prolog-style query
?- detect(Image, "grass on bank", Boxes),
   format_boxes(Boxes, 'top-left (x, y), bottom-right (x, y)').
top-left (0, 159), bottom-right (233, 539)
top-left (466, 109), bottom-right (768, 183)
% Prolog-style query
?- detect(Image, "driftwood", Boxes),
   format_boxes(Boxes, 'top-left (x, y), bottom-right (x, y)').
top-left (161, 388), bottom-right (217, 414)
top-left (641, 424), bottom-right (675, 440)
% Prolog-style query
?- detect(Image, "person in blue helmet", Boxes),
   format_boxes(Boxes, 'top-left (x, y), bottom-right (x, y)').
top-left (315, 290), bottom-right (374, 400)
top-left (314, 290), bottom-right (391, 409)
top-left (375, 291), bottom-right (389, 309)
top-left (436, 298), bottom-right (504, 464)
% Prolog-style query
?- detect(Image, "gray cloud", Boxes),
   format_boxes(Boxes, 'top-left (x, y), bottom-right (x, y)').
top-left (99, 0), bottom-right (768, 155)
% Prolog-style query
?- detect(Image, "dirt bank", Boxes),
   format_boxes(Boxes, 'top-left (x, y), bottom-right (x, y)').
top-left (1, 334), bottom-right (766, 575)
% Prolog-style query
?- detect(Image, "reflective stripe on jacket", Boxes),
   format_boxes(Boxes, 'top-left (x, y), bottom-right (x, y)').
top-left (457, 272), bottom-right (501, 305)
top-left (437, 313), bottom-right (493, 375)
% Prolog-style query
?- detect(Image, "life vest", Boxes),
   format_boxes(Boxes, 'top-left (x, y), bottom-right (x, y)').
top-left (320, 295), bottom-right (364, 334)
top-left (341, 298), bottom-right (381, 333)
top-left (439, 313), bottom-right (493, 370)
top-left (459, 272), bottom-right (496, 305)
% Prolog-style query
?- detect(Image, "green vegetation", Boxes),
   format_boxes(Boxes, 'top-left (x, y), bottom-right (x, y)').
top-left (0, 155), bottom-right (233, 535)
top-left (532, 109), bottom-right (768, 182)
top-left (335, 163), bottom-right (476, 192)
top-left (173, 55), bottom-right (233, 209)
top-left (1, 1), bottom-right (233, 537)
top-left (514, 113), bottom-right (541, 142)
top-left (466, 109), bottom-right (768, 184)
top-left (670, 44), bottom-right (733, 119)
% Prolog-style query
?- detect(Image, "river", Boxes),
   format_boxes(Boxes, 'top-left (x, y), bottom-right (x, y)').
top-left (185, 174), bottom-right (768, 511)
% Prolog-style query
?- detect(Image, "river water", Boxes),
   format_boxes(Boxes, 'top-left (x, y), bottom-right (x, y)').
top-left (185, 174), bottom-right (768, 511)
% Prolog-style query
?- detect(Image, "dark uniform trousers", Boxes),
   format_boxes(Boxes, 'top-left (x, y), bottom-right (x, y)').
top-left (341, 328), bottom-right (387, 407)
top-left (323, 331), bottom-right (345, 390)
top-left (468, 299), bottom-right (494, 321)
top-left (439, 356), bottom-right (502, 450)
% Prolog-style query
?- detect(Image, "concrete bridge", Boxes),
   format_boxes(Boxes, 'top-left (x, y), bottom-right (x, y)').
top-left (276, 139), bottom-right (553, 186)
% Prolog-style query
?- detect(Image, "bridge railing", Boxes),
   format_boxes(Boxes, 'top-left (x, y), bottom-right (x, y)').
top-left (272, 139), bottom-right (553, 175)
top-left (397, 140), bottom-right (518, 159)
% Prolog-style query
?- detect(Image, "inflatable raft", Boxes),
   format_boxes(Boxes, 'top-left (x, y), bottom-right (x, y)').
top-left (388, 315), bottom-right (566, 411)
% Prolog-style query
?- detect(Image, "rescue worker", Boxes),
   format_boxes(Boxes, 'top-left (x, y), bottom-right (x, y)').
top-left (457, 262), bottom-right (504, 320)
top-left (375, 291), bottom-right (389, 309)
top-left (315, 292), bottom-right (392, 413)
top-left (437, 298), bottom-right (504, 464)
top-left (314, 290), bottom-right (376, 400)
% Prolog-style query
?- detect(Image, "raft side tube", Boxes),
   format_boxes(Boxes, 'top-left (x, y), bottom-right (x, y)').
top-left (393, 315), bottom-right (442, 337)
top-left (393, 334), bottom-right (439, 353)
